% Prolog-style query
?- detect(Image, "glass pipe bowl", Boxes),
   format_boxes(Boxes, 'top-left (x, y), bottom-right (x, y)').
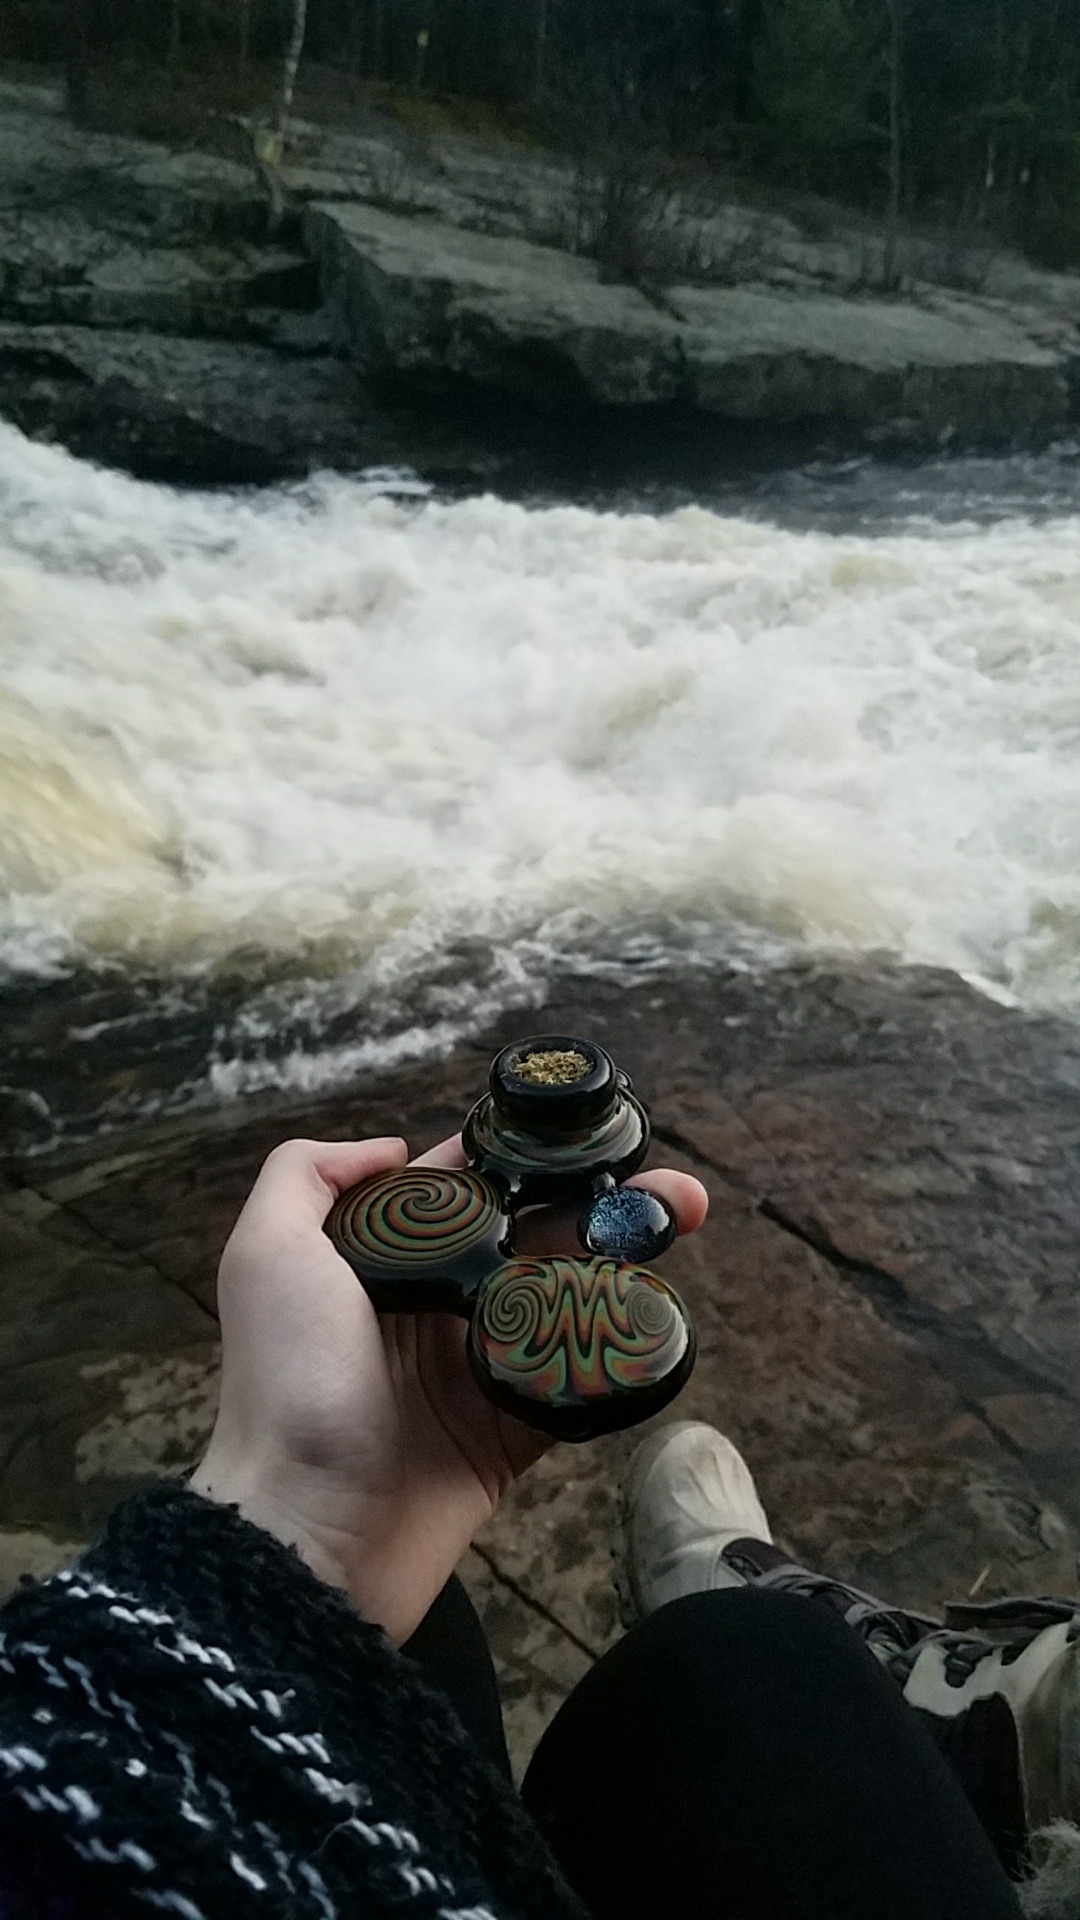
top-left (490, 1036), bottom-right (621, 1134)
top-left (463, 1034), bottom-right (650, 1203)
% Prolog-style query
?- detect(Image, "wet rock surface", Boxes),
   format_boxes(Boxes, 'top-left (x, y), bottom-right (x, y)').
top-left (0, 324), bottom-right (373, 483)
top-left (2, 957), bottom-right (1079, 1772)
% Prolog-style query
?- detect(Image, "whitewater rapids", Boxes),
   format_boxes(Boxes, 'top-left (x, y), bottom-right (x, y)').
top-left (2, 423), bottom-right (1080, 1104)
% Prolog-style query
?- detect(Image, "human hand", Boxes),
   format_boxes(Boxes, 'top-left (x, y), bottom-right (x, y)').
top-left (191, 1133), bottom-right (709, 1644)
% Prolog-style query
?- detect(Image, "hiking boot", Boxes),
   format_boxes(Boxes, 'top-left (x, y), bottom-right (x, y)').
top-left (616, 1421), bottom-right (774, 1624)
top-left (888, 1596), bottom-right (1080, 1880)
top-left (617, 1421), bottom-right (1080, 1887)
top-left (618, 1420), bottom-right (938, 1654)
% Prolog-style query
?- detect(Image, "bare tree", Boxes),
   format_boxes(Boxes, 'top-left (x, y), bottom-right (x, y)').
top-left (66, 0), bottom-right (92, 122)
top-left (168, 0), bottom-right (183, 68)
top-left (413, 0), bottom-right (436, 91)
top-left (532, 0), bottom-right (550, 112)
top-left (239, 0), bottom-right (254, 74)
top-left (252, 0), bottom-right (307, 233)
top-left (882, 0), bottom-right (905, 288)
top-left (345, 0), bottom-right (364, 88)
top-left (277, 0), bottom-right (309, 138)
top-left (453, 0), bottom-right (477, 90)
top-left (546, 48), bottom-right (708, 298)
top-left (369, 0), bottom-right (385, 80)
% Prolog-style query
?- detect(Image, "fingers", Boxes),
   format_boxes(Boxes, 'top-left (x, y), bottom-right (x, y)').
top-left (241, 1136), bottom-right (410, 1234)
top-left (411, 1134), bottom-right (468, 1169)
top-left (413, 1134), bottom-right (709, 1257)
top-left (514, 1167), bottom-right (709, 1259)
top-left (411, 1138), bottom-right (708, 1231)
top-left (625, 1168), bottom-right (709, 1236)
top-left (237, 1132), bottom-right (707, 1257)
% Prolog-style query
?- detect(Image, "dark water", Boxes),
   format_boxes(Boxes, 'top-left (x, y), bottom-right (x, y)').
top-left (517, 437), bottom-right (1080, 532)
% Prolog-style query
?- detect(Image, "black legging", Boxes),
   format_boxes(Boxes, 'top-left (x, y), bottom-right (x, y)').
top-left (404, 1580), bottom-right (1023, 1920)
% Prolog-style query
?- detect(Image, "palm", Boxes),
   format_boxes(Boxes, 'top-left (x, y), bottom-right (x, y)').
top-left (274, 1244), bottom-right (545, 1639)
top-left (260, 1180), bottom-right (590, 1638)
top-left (196, 1132), bottom-right (707, 1644)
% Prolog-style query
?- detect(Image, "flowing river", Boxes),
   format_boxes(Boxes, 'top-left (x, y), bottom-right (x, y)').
top-left (3, 421), bottom-right (1080, 1146)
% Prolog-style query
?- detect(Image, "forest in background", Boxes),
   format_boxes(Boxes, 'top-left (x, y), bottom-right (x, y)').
top-left (5, 0), bottom-right (1080, 270)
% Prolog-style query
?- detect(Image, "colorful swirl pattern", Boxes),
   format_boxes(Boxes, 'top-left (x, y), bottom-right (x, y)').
top-left (328, 1168), bottom-right (505, 1273)
top-left (473, 1256), bottom-right (691, 1407)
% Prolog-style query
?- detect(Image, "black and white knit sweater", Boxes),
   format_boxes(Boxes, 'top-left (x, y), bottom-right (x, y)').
top-left (0, 1483), bottom-right (587, 1920)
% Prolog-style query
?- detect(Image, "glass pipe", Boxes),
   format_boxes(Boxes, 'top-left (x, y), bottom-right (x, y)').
top-left (325, 1035), bottom-right (696, 1440)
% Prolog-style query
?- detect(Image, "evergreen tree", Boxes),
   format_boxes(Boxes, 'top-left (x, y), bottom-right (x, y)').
top-left (9, 0), bottom-right (1080, 266)
top-left (753, 0), bottom-right (878, 193)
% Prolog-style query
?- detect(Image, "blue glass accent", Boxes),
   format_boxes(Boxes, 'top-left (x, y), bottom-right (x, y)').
top-left (580, 1186), bottom-right (678, 1264)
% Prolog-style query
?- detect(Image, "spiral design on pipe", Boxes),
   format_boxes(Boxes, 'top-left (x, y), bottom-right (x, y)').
top-left (328, 1168), bottom-right (504, 1272)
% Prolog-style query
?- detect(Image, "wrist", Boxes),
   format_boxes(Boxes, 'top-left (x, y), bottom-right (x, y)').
top-left (189, 1451), bottom-right (351, 1599)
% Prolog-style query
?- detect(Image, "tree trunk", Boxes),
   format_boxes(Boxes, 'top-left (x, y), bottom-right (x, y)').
top-left (882, 0), bottom-right (903, 289)
top-left (168, 0), bottom-right (182, 67)
top-left (496, 0), bottom-right (514, 96)
top-left (468, 0), bottom-right (489, 94)
top-left (66, 0), bottom-right (92, 122)
top-left (346, 0), bottom-right (365, 86)
top-left (710, 0), bottom-right (726, 119)
top-left (733, 0), bottom-right (763, 116)
top-left (369, 0), bottom-right (383, 80)
top-left (413, 0), bottom-right (435, 91)
top-left (277, 0), bottom-right (308, 138)
top-left (239, 0), bottom-right (254, 74)
top-left (531, 0), bottom-right (550, 113)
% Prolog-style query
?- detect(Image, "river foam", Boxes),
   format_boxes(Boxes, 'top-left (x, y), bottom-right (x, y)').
top-left (2, 423), bottom-right (1080, 1090)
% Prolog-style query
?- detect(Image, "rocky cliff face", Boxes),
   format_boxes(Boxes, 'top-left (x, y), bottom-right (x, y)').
top-left (0, 80), bottom-right (362, 480)
top-left (5, 76), bottom-right (1080, 482)
top-left (4, 958), bottom-right (1079, 1767)
top-left (307, 199), bottom-right (1080, 446)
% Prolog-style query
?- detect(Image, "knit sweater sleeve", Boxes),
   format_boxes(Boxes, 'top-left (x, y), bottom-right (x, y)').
top-left (0, 1482), bottom-right (585, 1920)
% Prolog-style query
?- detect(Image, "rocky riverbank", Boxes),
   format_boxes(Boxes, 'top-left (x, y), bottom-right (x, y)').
top-left (7, 74), bottom-right (1080, 482)
top-left (0, 77), bottom-right (520, 484)
top-left (306, 200), bottom-right (1079, 445)
top-left (4, 956), bottom-right (1079, 1768)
